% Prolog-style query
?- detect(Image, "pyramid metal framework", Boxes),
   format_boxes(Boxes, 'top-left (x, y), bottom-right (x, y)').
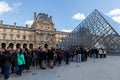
top-left (56, 9), bottom-right (120, 50)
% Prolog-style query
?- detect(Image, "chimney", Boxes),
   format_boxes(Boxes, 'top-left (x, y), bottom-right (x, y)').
top-left (26, 24), bottom-right (28, 28)
top-left (46, 14), bottom-right (48, 17)
top-left (50, 16), bottom-right (52, 20)
top-left (14, 22), bottom-right (16, 27)
top-left (0, 20), bottom-right (3, 25)
top-left (34, 12), bottom-right (37, 20)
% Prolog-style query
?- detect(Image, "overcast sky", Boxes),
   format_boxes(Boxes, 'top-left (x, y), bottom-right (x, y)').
top-left (0, 0), bottom-right (120, 32)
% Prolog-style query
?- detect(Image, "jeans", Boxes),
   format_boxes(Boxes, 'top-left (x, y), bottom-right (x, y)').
top-left (65, 57), bottom-right (69, 64)
top-left (81, 54), bottom-right (85, 61)
top-left (15, 65), bottom-right (19, 74)
top-left (18, 65), bottom-right (23, 75)
top-left (4, 63), bottom-right (11, 80)
top-left (77, 54), bottom-right (81, 62)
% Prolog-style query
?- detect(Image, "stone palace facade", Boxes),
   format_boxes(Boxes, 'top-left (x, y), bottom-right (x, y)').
top-left (0, 12), bottom-right (68, 49)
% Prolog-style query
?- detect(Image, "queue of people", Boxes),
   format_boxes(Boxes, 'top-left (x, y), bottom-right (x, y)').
top-left (0, 46), bottom-right (107, 80)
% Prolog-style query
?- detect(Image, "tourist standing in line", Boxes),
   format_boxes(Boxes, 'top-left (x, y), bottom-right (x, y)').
top-left (17, 48), bottom-right (25, 76)
top-left (11, 49), bottom-right (16, 73)
top-left (24, 48), bottom-right (31, 71)
top-left (53, 49), bottom-right (57, 66)
top-left (83, 48), bottom-right (88, 62)
top-left (76, 48), bottom-right (81, 63)
top-left (103, 49), bottom-right (107, 58)
top-left (94, 48), bottom-right (99, 58)
top-left (3, 47), bottom-right (12, 80)
top-left (37, 47), bottom-right (42, 68)
top-left (56, 49), bottom-right (62, 66)
top-left (31, 48), bottom-right (38, 67)
top-left (13, 49), bottom-right (19, 75)
top-left (40, 48), bottom-right (47, 69)
top-left (99, 48), bottom-right (103, 58)
top-left (81, 48), bottom-right (85, 62)
top-left (48, 48), bottom-right (54, 68)
top-left (64, 49), bottom-right (70, 65)
top-left (0, 48), bottom-right (5, 74)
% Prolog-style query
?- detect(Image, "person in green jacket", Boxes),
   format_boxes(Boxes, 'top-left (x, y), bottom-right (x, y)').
top-left (17, 48), bottom-right (25, 76)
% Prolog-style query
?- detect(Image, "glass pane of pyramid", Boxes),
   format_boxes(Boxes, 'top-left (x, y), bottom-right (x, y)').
top-left (56, 9), bottom-right (120, 51)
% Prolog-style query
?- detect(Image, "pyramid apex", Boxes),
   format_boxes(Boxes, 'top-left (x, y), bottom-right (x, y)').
top-left (94, 9), bottom-right (99, 12)
top-left (94, 9), bottom-right (98, 11)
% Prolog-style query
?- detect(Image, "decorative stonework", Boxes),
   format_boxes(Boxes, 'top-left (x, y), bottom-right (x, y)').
top-left (0, 12), bottom-right (68, 49)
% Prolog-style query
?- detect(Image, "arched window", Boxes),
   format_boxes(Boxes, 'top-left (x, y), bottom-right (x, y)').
top-left (16, 43), bottom-right (21, 49)
top-left (1, 43), bottom-right (6, 49)
top-left (9, 43), bottom-right (14, 49)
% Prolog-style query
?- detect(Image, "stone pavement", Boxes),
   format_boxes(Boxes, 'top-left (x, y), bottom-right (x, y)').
top-left (0, 56), bottom-right (120, 80)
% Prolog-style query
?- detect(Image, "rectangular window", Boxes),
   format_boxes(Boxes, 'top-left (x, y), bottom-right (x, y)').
top-left (10, 36), bottom-right (13, 40)
top-left (23, 35), bottom-right (26, 40)
top-left (3, 28), bottom-right (6, 32)
top-left (30, 36), bottom-right (32, 41)
top-left (24, 31), bottom-right (26, 33)
top-left (11, 29), bottom-right (13, 32)
top-left (3, 35), bottom-right (6, 40)
top-left (44, 26), bottom-right (46, 30)
top-left (17, 30), bottom-right (19, 33)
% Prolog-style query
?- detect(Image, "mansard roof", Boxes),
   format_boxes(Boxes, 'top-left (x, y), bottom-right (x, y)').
top-left (36, 13), bottom-right (53, 24)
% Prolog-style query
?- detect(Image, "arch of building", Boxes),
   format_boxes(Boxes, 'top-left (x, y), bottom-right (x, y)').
top-left (23, 43), bottom-right (27, 49)
top-left (29, 43), bottom-right (33, 49)
top-left (16, 43), bottom-right (21, 49)
top-left (1, 43), bottom-right (6, 49)
top-left (0, 42), bottom-right (34, 49)
top-left (9, 43), bottom-right (14, 49)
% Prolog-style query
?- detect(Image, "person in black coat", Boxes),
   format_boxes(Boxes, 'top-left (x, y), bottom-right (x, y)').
top-left (24, 49), bottom-right (31, 71)
top-left (56, 49), bottom-right (62, 66)
top-left (3, 48), bottom-right (12, 80)
top-left (64, 50), bottom-right (70, 65)
top-left (83, 48), bottom-right (88, 62)
top-left (48, 49), bottom-right (54, 68)
top-left (0, 49), bottom-right (6, 74)
top-left (0, 48), bottom-right (5, 74)
top-left (11, 50), bottom-right (17, 73)
top-left (94, 48), bottom-right (99, 58)
top-left (40, 48), bottom-right (47, 69)
top-left (37, 48), bottom-right (42, 68)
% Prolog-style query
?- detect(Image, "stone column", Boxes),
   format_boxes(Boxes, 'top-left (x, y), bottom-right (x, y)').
top-left (27, 43), bottom-right (29, 49)
top-left (21, 43), bottom-right (23, 49)
top-left (0, 20), bottom-right (3, 25)
top-left (13, 43), bottom-right (16, 50)
top-left (0, 43), bottom-right (1, 48)
top-left (6, 43), bottom-right (9, 49)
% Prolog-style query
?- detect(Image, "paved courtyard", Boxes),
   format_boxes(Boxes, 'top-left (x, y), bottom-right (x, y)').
top-left (0, 56), bottom-right (120, 80)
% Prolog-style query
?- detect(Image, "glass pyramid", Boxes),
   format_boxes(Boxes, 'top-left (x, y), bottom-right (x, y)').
top-left (56, 9), bottom-right (120, 51)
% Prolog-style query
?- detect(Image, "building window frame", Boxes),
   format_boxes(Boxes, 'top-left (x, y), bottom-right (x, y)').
top-left (17, 30), bottom-right (20, 33)
top-left (11, 29), bottom-right (13, 32)
top-left (23, 35), bottom-right (26, 40)
top-left (3, 28), bottom-right (6, 32)
top-left (10, 36), bottom-right (13, 40)
top-left (3, 35), bottom-right (6, 40)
